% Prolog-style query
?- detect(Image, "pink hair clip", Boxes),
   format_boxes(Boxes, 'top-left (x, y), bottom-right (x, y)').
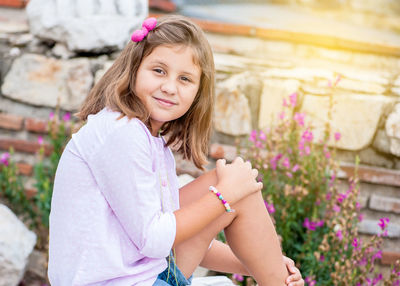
top-left (131, 17), bottom-right (157, 42)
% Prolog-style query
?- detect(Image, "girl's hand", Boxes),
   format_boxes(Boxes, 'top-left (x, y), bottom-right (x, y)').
top-left (215, 157), bottom-right (262, 204)
top-left (284, 256), bottom-right (304, 286)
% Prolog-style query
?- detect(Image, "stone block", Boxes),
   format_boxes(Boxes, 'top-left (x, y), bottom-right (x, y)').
top-left (262, 67), bottom-right (334, 83)
top-left (258, 78), bottom-right (300, 129)
top-left (358, 147), bottom-right (394, 169)
top-left (209, 143), bottom-right (237, 162)
top-left (369, 194), bottom-right (400, 214)
top-left (214, 72), bottom-right (262, 136)
top-left (301, 93), bottom-right (395, 150)
top-left (358, 219), bottom-right (400, 238)
top-left (339, 163), bottom-right (400, 187)
top-left (0, 113), bottom-right (24, 131)
top-left (1, 54), bottom-right (93, 111)
top-left (26, 0), bottom-right (147, 52)
top-left (372, 129), bottom-right (391, 154)
top-left (0, 204), bottom-right (36, 286)
top-left (386, 103), bottom-right (400, 157)
top-left (382, 251), bottom-right (400, 265)
top-left (334, 78), bottom-right (386, 94)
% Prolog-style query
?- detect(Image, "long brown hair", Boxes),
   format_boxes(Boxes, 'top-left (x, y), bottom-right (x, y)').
top-left (76, 15), bottom-right (214, 169)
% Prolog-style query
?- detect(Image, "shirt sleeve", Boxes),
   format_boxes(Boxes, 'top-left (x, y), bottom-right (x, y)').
top-left (87, 122), bottom-right (176, 259)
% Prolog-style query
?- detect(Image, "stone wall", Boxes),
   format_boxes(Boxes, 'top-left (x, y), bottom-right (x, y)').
top-left (0, 3), bottom-right (399, 271)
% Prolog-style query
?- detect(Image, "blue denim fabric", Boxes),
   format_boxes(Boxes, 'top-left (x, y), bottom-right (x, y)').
top-left (153, 253), bottom-right (193, 286)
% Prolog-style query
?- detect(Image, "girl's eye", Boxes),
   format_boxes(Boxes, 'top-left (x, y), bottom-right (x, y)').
top-left (181, 76), bottom-right (191, 82)
top-left (153, 68), bottom-right (164, 74)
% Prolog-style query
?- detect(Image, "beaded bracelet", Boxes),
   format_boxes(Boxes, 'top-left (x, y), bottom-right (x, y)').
top-left (209, 186), bottom-right (235, 213)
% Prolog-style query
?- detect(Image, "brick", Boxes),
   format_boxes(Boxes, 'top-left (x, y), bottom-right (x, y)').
top-left (381, 251), bottom-right (400, 265)
top-left (0, 138), bottom-right (52, 156)
top-left (209, 143), bottom-right (238, 162)
top-left (16, 162), bottom-right (33, 176)
top-left (25, 117), bottom-right (48, 133)
top-left (209, 144), bottom-right (225, 160)
top-left (0, 113), bottom-right (24, 130)
top-left (25, 188), bottom-right (37, 199)
top-left (370, 194), bottom-right (400, 214)
top-left (358, 219), bottom-right (400, 238)
top-left (339, 163), bottom-right (400, 187)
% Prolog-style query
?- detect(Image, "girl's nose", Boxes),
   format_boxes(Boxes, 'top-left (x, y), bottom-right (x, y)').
top-left (160, 78), bottom-right (177, 95)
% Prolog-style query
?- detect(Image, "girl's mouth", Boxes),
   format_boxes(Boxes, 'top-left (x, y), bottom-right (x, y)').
top-left (154, 97), bottom-right (177, 107)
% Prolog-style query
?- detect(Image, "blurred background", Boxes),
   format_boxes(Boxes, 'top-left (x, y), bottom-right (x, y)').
top-left (0, 0), bottom-right (399, 285)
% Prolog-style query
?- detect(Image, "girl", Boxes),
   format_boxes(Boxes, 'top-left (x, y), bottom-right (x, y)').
top-left (48, 15), bottom-right (304, 286)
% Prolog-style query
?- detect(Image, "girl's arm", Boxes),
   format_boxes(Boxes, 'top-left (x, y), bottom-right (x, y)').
top-left (200, 239), bottom-right (250, 275)
top-left (201, 241), bottom-right (304, 286)
top-left (172, 159), bottom-right (262, 246)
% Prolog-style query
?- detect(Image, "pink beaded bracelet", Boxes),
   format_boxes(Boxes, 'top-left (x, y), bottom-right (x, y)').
top-left (209, 186), bottom-right (235, 213)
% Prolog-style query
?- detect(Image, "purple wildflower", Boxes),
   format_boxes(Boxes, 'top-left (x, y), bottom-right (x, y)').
top-left (264, 201), bottom-right (276, 214)
top-left (292, 164), bottom-right (299, 172)
top-left (294, 112), bottom-right (305, 126)
top-left (302, 129), bottom-right (313, 142)
top-left (38, 136), bottom-right (44, 145)
top-left (378, 217), bottom-right (389, 230)
top-left (259, 131), bottom-right (266, 141)
top-left (289, 93), bottom-right (297, 107)
top-left (0, 152), bottom-right (10, 166)
top-left (334, 132), bottom-right (341, 141)
top-left (63, 112), bottom-right (71, 122)
top-left (49, 112), bottom-right (54, 120)
top-left (249, 130), bottom-right (257, 143)
top-left (282, 157), bottom-right (290, 169)
top-left (232, 274), bottom-right (244, 282)
top-left (336, 230), bottom-right (343, 241)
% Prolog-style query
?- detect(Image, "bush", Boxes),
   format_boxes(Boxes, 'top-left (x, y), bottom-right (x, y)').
top-left (235, 83), bottom-right (400, 285)
top-left (0, 110), bottom-right (72, 248)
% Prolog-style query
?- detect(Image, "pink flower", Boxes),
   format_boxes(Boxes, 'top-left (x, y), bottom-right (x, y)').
top-left (255, 141), bottom-right (263, 148)
top-left (0, 152), bottom-right (10, 166)
top-left (49, 112), bottom-right (54, 120)
top-left (332, 205), bottom-right (340, 212)
top-left (378, 217), bottom-right (389, 230)
top-left (259, 131), bottom-right (266, 141)
top-left (358, 213), bottom-right (364, 222)
top-left (320, 255), bottom-right (325, 262)
top-left (38, 136), bottom-right (44, 145)
top-left (232, 274), bottom-right (244, 282)
top-left (283, 98), bottom-right (289, 107)
top-left (285, 171), bottom-right (293, 178)
top-left (325, 151), bottom-right (331, 159)
top-left (305, 146), bottom-right (311, 155)
top-left (294, 112), bottom-right (305, 126)
top-left (298, 139), bottom-right (305, 151)
top-left (336, 230), bottom-right (343, 241)
top-left (303, 218), bottom-right (324, 231)
top-left (337, 193), bottom-right (347, 204)
top-left (282, 157), bottom-right (290, 169)
top-left (334, 74), bottom-right (342, 86)
top-left (352, 238), bottom-right (361, 251)
top-left (302, 130), bottom-right (313, 142)
top-left (249, 130), bottom-right (257, 143)
top-left (326, 192), bottom-right (332, 200)
top-left (292, 164), bottom-right (299, 172)
top-left (372, 250), bottom-right (382, 262)
top-left (334, 132), bottom-right (341, 141)
top-left (289, 93), bottom-right (298, 107)
top-left (264, 201), bottom-right (276, 214)
top-left (305, 276), bottom-right (316, 286)
top-left (279, 111), bottom-right (285, 120)
top-left (63, 112), bottom-right (71, 122)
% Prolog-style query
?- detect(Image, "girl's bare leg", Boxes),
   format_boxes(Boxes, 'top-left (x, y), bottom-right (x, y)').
top-left (175, 169), bottom-right (287, 286)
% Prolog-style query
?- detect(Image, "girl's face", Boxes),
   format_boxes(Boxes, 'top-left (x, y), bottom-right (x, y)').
top-left (135, 44), bottom-right (201, 136)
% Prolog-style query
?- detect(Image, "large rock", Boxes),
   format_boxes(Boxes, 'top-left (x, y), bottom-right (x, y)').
top-left (258, 78), bottom-right (300, 129)
top-left (301, 93), bottom-right (395, 150)
top-left (0, 204), bottom-right (36, 286)
top-left (1, 54), bottom-right (93, 111)
top-left (386, 103), bottom-right (400, 157)
top-left (214, 72), bottom-right (262, 136)
top-left (26, 0), bottom-right (147, 52)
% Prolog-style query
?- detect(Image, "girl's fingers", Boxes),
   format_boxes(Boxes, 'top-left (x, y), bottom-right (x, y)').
top-left (216, 159), bottom-right (226, 168)
top-left (251, 168), bottom-right (258, 177)
top-left (233, 156), bottom-right (244, 164)
top-left (286, 271), bottom-right (302, 284)
top-left (288, 279), bottom-right (304, 286)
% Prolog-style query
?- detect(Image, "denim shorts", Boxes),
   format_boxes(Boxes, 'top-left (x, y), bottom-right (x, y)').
top-left (153, 253), bottom-right (193, 286)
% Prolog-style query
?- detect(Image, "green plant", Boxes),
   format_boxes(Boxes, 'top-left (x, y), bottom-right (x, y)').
top-left (34, 111), bottom-right (73, 228)
top-left (233, 77), bottom-right (400, 285)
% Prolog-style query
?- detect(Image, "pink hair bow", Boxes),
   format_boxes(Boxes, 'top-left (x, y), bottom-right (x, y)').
top-left (131, 17), bottom-right (157, 42)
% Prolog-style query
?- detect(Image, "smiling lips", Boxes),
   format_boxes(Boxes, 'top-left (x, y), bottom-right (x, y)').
top-left (153, 97), bottom-right (177, 107)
